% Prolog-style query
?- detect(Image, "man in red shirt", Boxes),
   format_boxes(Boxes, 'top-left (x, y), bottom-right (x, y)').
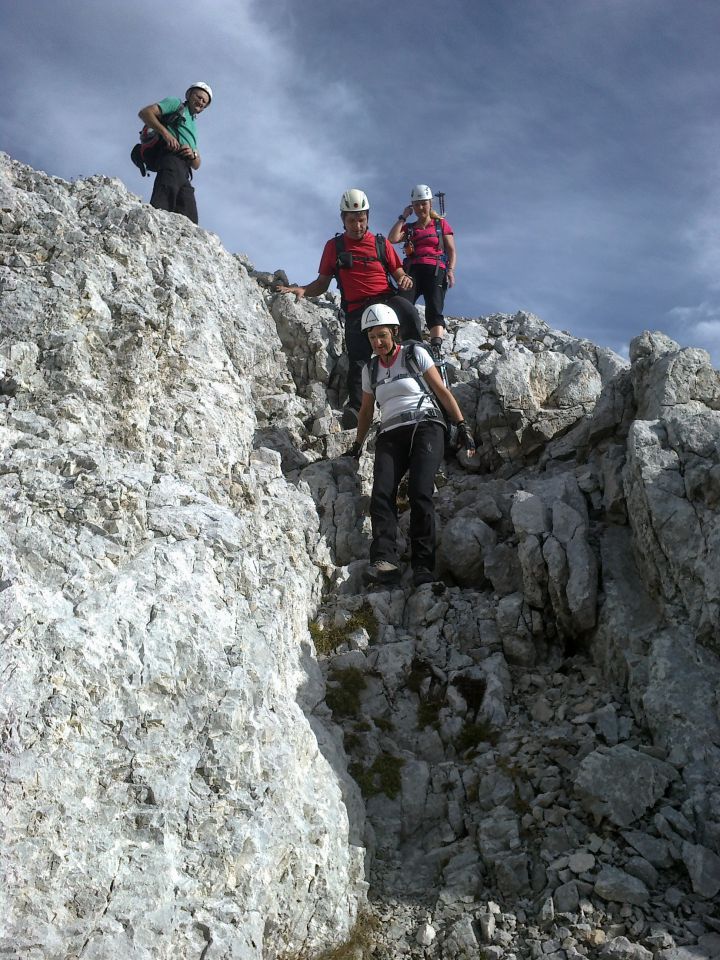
top-left (278, 189), bottom-right (422, 427)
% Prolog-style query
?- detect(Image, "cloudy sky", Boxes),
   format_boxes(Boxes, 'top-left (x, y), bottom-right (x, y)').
top-left (4, 0), bottom-right (720, 362)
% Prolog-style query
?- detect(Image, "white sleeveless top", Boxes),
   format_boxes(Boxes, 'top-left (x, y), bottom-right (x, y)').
top-left (361, 344), bottom-right (439, 433)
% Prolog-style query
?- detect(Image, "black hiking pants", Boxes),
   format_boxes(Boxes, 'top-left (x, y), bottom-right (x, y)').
top-left (150, 153), bottom-right (198, 224)
top-left (400, 263), bottom-right (448, 329)
top-left (344, 295), bottom-right (422, 410)
top-left (370, 419), bottom-right (445, 571)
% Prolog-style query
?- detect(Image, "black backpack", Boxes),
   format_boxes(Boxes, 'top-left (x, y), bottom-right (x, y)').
top-left (333, 232), bottom-right (394, 312)
top-left (368, 341), bottom-right (459, 454)
top-left (131, 104), bottom-right (187, 177)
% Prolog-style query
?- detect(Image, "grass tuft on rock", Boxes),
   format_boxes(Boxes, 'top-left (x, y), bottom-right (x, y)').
top-left (349, 752), bottom-right (405, 800)
top-left (325, 667), bottom-right (367, 718)
top-left (312, 913), bottom-right (380, 960)
top-left (309, 603), bottom-right (379, 656)
top-left (457, 720), bottom-right (499, 755)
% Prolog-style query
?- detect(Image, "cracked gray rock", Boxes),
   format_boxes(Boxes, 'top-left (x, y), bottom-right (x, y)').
top-left (3, 153), bottom-right (720, 960)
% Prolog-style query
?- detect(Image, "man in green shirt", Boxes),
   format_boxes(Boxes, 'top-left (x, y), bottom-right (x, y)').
top-left (138, 82), bottom-right (212, 224)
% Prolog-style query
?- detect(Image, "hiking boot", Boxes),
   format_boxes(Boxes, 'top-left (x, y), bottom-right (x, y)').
top-left (364, 560), bottom-right (401, 586)
top-left (413, 567), bottom-right (437, 587)
top-left (341, 405), bottom-right (360, 429)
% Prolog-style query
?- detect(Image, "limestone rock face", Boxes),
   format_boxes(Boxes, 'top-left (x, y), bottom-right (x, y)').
top-left (452, 313), bottom-right (624, 469)
top-left (293, 308), bottom-right (720, 954)
top-left (0, 154), bottom-right (365, 960)
top-left (623, 412), bottom-right (720, 645)
top-left (574, 745), bottom-right (679, 826)
top-left (4, 154), bottom-right (720, 960)
top-left (594, 866), bottom-right (650, 905)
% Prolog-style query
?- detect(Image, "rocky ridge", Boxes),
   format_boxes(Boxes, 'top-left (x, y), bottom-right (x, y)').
top-left (0, 155), bottom-right (365, 959)
top-left (1, 154), bottom-right (719, 959)
top-left (272, 299), bottom-right (720, 958)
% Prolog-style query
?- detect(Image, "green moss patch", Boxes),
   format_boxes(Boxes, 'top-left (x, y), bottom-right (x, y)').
top-left (349, 752), bottom-right (405, 800)
top-left (457, 720), bottom-right (499, 755)
top-left (325, 667), bottom-right (367, 718)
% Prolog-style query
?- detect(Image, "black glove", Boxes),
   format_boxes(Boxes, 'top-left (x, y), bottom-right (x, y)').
top-left (348, 441), bottom-right (362, 460)
top-left (456, 420), bottom-right (476, 454)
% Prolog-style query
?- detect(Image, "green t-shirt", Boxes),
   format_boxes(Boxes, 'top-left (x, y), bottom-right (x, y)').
top-left (155, 97), bottom-right (198, 150)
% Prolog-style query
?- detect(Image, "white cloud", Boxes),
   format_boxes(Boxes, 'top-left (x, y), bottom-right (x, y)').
top-left (667, 302), bottom-right (720, 366)
top-left (0, 0), bottom-right (376, 285)
top-left (4, 0), bottom-right (720, 358)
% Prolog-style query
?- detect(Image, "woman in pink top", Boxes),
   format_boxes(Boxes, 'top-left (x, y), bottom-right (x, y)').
top-left (388, 184), bottom-right (457, 359)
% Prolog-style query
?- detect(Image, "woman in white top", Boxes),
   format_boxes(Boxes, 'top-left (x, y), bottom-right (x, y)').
top-left (349, 304), bottom-right (475, 588)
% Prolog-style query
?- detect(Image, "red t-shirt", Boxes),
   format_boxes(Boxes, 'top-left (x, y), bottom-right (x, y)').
top-left (400, 217), bottom-right (453, 267)
top-left (318, 231), bottom-right (403, 312)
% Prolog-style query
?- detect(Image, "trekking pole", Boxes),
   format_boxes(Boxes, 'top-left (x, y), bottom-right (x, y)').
top-left (435, 191), bottom-right (445, 216)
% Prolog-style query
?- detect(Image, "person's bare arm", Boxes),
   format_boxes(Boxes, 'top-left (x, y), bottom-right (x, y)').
top-left (423, 365), bottom-right (463, 421)
top-left (354, 390), bottom-right (375, 447)
top-left (178, 146), bottom-right (200, 170)
top-left (423, 365), bottom-right (476, 456)
top-left (139, 103), bottom-right (181, 153)
top-left (388, 205), bottom-right (413, 243)
top-left (444, 233), bottom-right (457, 287)
top-left (391, 266), bottom-right (413, 291)
top-left (276, 275), bottom-right (332, 299)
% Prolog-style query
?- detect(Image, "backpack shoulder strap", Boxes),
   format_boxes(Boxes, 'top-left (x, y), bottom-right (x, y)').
top-left (334, 232), bottom-right (386, 271)
top-left (404, 221), bottom-right (445, 263)
top-left (405, 341), bottom-right (444, 408)
top-left (434, 218), bottom-right (445, 256)
top-left (369, 355), bottom-right (381, 393)
top-left (370, 343), bottom-right (420, 394)
top-left (162, 101), bottom-right (187, 130)
top-left (404, 342), bottom-right (430, 384)
top-left (375, 232), bottom-right (397, 292)
top-left (372, 343), bottom-right (446, 426)
top-left (374, 233), bottom-right (388, 272)
top-left (405, 340), bottom-right (430, 370)
top-left (404, 341), bottom-right (419, 372)
top-left (333, 234), bottom-right (391, 312)
top-left (333, 233), bottom-right (348, 308)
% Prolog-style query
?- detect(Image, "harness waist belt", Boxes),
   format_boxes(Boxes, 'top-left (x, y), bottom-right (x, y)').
top-left (379, 406), bottom-right (444, 434)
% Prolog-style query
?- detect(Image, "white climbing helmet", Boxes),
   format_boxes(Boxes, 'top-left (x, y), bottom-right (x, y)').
top-left (186, 82), bottom-right (213, 103)
top-left (340, 188), bottom-right (370, 212)
top-left (361, 303), bottom-right (400, 332)
top-left (410, 184), bottom-right (433, 202)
